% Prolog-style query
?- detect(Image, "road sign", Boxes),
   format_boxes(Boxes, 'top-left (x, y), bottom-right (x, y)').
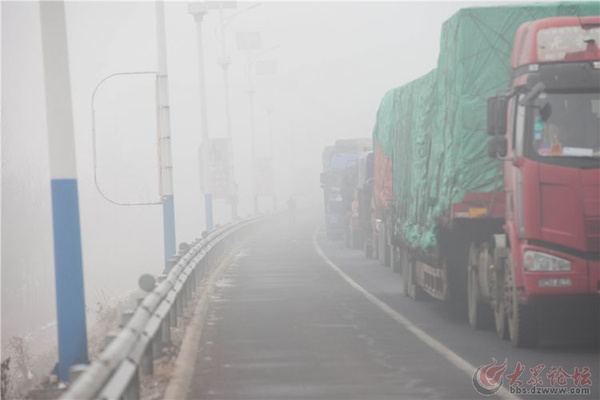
top-left (200, 138), bottom-right (234, 198)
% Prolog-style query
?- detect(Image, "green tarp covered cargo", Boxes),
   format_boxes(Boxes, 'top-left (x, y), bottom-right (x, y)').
top-left (372, 2), bottom-right (599, 251)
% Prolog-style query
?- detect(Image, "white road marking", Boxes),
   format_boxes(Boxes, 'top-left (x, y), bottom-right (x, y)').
top-left (312, 227), bottom-right (515, 400)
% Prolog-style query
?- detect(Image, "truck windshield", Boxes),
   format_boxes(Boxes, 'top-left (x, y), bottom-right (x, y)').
top-left (532, 92), bottom-right (600, 158)
top-left (331, 153), bottom-right (359, 169)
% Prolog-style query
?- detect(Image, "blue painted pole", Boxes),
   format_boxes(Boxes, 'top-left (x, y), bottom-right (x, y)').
top-left (162, 194), bottom-right (176, 260)
top-left (39, 1), bottom-right (88, 381)
top-left (205, 194), bottom-right (214, 230)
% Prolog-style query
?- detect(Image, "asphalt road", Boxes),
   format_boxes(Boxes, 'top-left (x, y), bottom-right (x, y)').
top-left (186, 210), bottom-right (599, 400)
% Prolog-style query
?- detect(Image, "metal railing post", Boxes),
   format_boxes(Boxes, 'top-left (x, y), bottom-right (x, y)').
top-left (140, 344), bottom-right (154, 376)
top-left (123, 370), bottom-right (140, 400)
top-left (162, 312), bottom-right (171, 346)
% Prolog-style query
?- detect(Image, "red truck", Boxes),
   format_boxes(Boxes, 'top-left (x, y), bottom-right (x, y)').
top-left (371, 6), bottom-right (599, 348)
top-left (483, 16), bottom-right (600, 346)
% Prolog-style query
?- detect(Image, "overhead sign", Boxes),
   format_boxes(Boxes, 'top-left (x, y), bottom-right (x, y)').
top-left (200, 138), bottom-right (234, 198)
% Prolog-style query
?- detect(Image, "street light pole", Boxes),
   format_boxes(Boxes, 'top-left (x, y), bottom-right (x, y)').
top-left (217, 6), bottom-right (238, 220)
top-left (189, 3), bottom-right (214, 230)
top-left (246, 50), bottom-right (259, 215)
top-left (39, 1), bottom-right (88, 381)
top-left (267, 105), bottom-right (277, 211)
top-left (156, 0), bottom-right (177, 263)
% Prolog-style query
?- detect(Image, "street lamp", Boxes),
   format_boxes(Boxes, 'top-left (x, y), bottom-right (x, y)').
top-left (188, 1), bottom-right (237, 229)
top-left (236, 31), bottom-right (263, 214)
top-left (214, 3), bottom-right (261, 220)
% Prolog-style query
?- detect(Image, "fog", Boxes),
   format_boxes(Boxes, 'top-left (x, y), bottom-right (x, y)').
top-left (2, 0), bottom-right (517, 355)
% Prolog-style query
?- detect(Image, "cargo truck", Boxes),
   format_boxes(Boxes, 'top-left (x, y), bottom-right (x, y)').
top-left (321, 139), bottom-right (372, 239)
top-left (358, 152), bottom-right (375, 256)
top-left (340, 151), bottom-right (374, 250)
top-left (373, 143), bottom-right (394, 267)
top-left (371, 3), bottom-right (599, 347)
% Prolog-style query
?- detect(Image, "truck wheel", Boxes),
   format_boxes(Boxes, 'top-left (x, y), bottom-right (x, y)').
top-left (378, 231), bottom-right (387, 266)
top-left (506, 265), bottom-right (538, 347)
top-left (408, 259), bottom-right (426, 301)
top-left (402, 250), bottom-right (410, 296)
top-left (467, 266), bottom-right (493, 330)
top-left (391, 246), bottom-right (401, 274)
top-left (494, 267), bottom-right (508, 340)
top-left (384, 240), bottom-right (391, 267)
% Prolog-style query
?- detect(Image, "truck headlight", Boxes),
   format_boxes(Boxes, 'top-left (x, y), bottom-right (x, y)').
top-left (523, 251), bottom-right (571, 271)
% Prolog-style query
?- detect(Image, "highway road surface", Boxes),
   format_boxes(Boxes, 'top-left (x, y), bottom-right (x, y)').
top-left (183, 210), bottom-right (599, 400)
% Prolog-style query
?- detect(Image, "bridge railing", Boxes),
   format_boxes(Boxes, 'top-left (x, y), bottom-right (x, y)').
top-left (60, 214), bottom-right (268, 400)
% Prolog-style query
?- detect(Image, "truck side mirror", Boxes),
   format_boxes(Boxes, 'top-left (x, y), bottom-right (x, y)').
top-left (487, 95), bottom-right (508, 136)
top-left (487, 136), bottom-right (508, 158)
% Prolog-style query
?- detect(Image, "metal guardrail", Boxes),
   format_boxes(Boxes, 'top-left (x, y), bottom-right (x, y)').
top-left (59, 215), bottom-right (265, 400)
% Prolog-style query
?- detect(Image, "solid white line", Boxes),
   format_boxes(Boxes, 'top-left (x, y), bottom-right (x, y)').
top-left (312, 226), bottom-right (515, 400)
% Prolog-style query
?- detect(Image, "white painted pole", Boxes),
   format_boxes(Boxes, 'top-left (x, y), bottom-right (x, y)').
top-left (189, 4), bottom-right (214, 230)
top-left (156, 0), bottom-right (177, 263)
top-left (39, 0), bottom-right (88, 382)
top-left (217, 6), bottom-right (238, 220)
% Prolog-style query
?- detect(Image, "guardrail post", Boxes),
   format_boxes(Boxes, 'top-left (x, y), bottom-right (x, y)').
top-left (162, 311), bottom-right (171, 346)
top-left (123, 367), bottom-right (141, 399)
top-left (197, 258), bottom-right (205, 279)
top-left (189, 268), bottom-right (196, 291)
top-left (187, 273), bottom-right (194, 296)
top-left (152, 334), bottom-right (162, 361)
top-left (153, 317), bottom-right (164, 355)
top-left (140, 343), bottom-right (154, 376)
top-left (195, 262), bottom-right (202, 286)
top-left (169, 298), bottom-right (178, 327)
top-left (182, 279), bottom-right (189, 306)
top-left (176, 292), bottom-right (183, 319)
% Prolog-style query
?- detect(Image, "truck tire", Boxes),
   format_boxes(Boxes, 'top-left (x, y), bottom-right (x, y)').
top-left (494, 267), bottom-right (509, 340)
top-left (384, 240), bottom-right (391, 267)
top-left (401, 249), bottom-right (410, 296)
top-left (378, 229), bottom-right (387, 266)
top-left (506, 265), bottom-right (538, 347)
top-left (391, 245), bottom-right (401, 274)
top-left (408, 258), bottom-right (426, 301)
top-left (467, 266), bottom-right (493, 330)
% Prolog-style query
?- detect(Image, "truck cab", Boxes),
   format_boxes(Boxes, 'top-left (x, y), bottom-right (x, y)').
top-left (487, 16), bottom-right (600, 346)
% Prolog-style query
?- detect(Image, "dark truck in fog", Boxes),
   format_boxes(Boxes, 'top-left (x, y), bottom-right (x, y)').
top-left (321, 139), bottom-right (372, 240)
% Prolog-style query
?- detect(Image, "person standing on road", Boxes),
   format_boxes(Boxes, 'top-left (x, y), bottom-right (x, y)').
top-left (287, 197), bottom-right (297, 225)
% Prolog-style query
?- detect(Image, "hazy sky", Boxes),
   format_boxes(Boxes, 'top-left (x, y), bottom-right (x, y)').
top-left (2, 0), bottom-right (541, 345)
